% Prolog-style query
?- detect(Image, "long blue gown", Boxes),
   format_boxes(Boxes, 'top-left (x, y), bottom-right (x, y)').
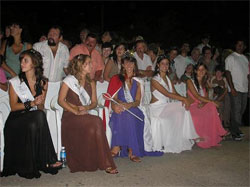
top-left (109, 79), bottom-right (163, 157)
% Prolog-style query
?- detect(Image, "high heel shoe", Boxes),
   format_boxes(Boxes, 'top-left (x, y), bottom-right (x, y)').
top-left (105, 167), bottom-right (118, 174)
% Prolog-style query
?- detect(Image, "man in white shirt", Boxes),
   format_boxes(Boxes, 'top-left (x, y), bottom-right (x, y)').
top-left (134, 40), bottom-right (154, 78)
top-left (225, 39), bottom-right (249, 141)
top-left (33, 26), bottom-right (69, 82)
top-left (174, 42), bottom-right (193, 79)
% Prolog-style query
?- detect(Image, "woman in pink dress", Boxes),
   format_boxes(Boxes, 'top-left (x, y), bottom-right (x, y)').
top-left (186, 63), bottom-right (228, 148)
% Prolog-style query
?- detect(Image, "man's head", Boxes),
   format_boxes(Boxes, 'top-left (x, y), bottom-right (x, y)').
top-left (135, 40), bottom-right (146, 56)
top-left (201, 34), bottom-right (210, 45)
top-left (147, 43), bottom-right (159, 62)
top-left (235, 40), bottom-right (246, 54)
top-left (85, 33), bottom-right (98, 53)
top-left (180, 42), bottom-right (190, 54)
top-left (47, 25), bottom-right (63, 46)
top-left (80, 28), bottom-right (90, 43)
top-left (191, 47), bottom-right (201, 62)
top-left (168, 46), bottom-right (179, 61)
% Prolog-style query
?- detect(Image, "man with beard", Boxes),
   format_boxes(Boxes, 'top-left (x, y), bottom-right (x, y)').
top-left (33, 25), bottom-right (69, 82)
top-left (69, 33), bottom-right (104, 81)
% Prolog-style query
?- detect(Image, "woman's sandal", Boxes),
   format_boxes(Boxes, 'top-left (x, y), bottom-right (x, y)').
top-left (47, 161), bottom-right (63, 169)
top-left (105, 167), bottom-right (118, 174)
top-left (110, 151), bottom-right (120, 157)
top-left (129, 155), bottom-right (141, 163)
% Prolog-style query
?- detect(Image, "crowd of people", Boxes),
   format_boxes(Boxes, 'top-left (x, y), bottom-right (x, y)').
top-left (0, 22), bottom-right (249, 179)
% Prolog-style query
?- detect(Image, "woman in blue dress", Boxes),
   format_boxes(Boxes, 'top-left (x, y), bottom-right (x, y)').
top-left (107, 53), bottom-right (162, 162)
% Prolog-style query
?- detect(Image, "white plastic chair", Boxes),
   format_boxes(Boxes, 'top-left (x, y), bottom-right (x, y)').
top-left (44, 81), bottom-right (62, 155)
top-left (94, 81), bottom-right (111, 147)
top-left (0, 94), bottom-right (11, 172)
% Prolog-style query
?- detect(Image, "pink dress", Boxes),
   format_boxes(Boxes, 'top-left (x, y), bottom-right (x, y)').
top-left (187, 88), bottom-right (227, 148)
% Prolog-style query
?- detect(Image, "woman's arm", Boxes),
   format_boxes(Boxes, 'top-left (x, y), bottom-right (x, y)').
top-left (122, 81), bottom-right (141, 110)
top-left (186, 79), bottom-right (218, 107)
top-left (37, 80), bottom-right (48, 110)
top-left (58, 82), bottom-right (80, 115)
top-left (0, 82), bottom-right (8, 91)
top-left (1, 62), bottom-right (17, 78)
top-left (103, 59), bottom-right (113, 82)
top-left (87, 80), bottom-right (98, 110)
top-left (151, 79), bottom-right (186, 102)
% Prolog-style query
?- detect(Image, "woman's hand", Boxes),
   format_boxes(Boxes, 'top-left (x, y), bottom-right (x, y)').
top-left (32, 95), bottom-right (44, 106)
top-left (113, 104), bottom-right (124, 114)
top-left (182, 98), bottom-right (191, 110)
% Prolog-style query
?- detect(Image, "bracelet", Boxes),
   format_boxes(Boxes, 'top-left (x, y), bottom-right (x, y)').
top-left (24, 101), bottom-right (32, 111)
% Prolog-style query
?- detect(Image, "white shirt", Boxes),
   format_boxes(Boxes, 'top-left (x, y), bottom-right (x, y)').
top-left (174, 55), bottom-right (193, 79)
top-left (225, 52), bottom-right (249, 93)
top-left (33, 40), bottom-right (69, 82)
top-left (134, 52), bottom-right (154, 71)
top-left (197, 43), bottom-right (211, 53)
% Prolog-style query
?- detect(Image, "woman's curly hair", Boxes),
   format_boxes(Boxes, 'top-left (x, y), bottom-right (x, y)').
top-left (67, 54), bottom-right (91, 83)
top-left (19, 49), bottom-right (47, 91)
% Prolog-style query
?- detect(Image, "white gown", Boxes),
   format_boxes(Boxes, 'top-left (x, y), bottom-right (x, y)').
top-left (149, 74), bottom-right (199, 153)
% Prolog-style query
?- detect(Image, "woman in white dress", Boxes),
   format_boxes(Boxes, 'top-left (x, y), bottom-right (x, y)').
top-left (149, 55), bottom-right (199, 153)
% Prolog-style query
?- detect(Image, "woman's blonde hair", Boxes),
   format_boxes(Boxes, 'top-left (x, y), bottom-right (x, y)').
top-left (67, 54), bottom-right (91, 83)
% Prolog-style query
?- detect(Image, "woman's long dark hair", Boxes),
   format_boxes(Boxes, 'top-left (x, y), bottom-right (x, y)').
top-left (7, 22), bottom-right (31, 47)
top-left (118, 52), bottom-right (139, 86)
top-left (112, 43), bottom-right (127, 65)
top-left (19, 49), bottom-right (47, 92)
top-left (193, 62), bottom-right (208, 92)
top-left (153, 54), bottom-right (170, 76)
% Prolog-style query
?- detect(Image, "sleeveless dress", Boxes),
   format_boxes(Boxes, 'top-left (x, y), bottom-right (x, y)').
top-left (109, 79), bottom-right (163, 157)
top-left (187, 81), bottom-right (227, 148)
top-left (61, 81), bottom-right (116, 172)
top-left (1, 75), bottom-right (59, 179)
top-left (5, 43), bottom-right (28, 78)
top-left (149, 74), bottom-right (199, 153)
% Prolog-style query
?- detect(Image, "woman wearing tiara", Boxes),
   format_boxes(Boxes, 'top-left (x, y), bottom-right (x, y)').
top-left (186, 63), bottom-right (228, 148)
top-left (105, 53), bottom-right (163, 163)
top-left (149, 55), bottom-right (199, 153)
top-left (2, 49), bottom-right (61, 179)
top-left (58, 54), bottom-right (118, 174)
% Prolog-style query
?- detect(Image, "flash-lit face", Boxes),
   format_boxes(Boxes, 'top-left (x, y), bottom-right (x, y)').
top-left (21, 54), bottom-right (34, 73)
top-left (196, 65), bottom-right (207, 78)
top-left (82, 57), bottom-right (92, 74)
top-left (158, 59), bottom-right (170, 73)
top-left (123, 60), bottom-right (135, 74)
top-left (85, 36), bottom-right (97, 52)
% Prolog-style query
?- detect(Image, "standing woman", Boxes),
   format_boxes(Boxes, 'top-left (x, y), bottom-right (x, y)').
top-left (0, 22), bottom-right (32, 78)
top-left (1, 49), bottom-right (62, 179)
top-left (58, 54), bottom-right (118, 174)
top-left (186, 63), bottom-right (228, 148)
top-left (149, 55), bottom-right (199, 153)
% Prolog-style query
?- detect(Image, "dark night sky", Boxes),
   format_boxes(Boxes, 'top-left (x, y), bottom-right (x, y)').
top-left (1, 1), bottom-right (249, 49)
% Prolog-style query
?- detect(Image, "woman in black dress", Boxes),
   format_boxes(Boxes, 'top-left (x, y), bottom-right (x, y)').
top-left (1, 49), bottom-right (62, 179)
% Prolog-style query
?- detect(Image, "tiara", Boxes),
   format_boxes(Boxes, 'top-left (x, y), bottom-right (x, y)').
top-left (122, 51), bottom-right (135, 59)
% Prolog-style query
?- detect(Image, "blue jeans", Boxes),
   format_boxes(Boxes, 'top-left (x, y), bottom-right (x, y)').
top-left (229, 92), bottom-right (248, 136)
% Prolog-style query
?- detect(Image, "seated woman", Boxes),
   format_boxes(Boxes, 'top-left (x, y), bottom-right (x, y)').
top-left (106, 53), bottom-right (162, 163)
top-left (1, 49), bottom-right (61, 179)
top-left (103, 43), bottom-right (126, 82)
top-left (58, 54), bottom-right (118, 174)
top-left (186, 63), bottom-right (228, 148)
top-left (149, 55), bottom-right (199, 153)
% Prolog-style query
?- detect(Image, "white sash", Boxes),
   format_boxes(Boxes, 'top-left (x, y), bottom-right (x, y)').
top-left (191, 80), bottom-right (205, 97)
top-left (153, 74), bottom-right (176, 103)
top-left (124, 81), bottom-right (134, 103)
top-left (63, 75), bottom-right (91, 106)
top-left (9, 76), bottom-right (37, 110)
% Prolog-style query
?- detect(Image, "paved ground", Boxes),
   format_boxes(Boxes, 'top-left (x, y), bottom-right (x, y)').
top-left (1, 127), bottom-right (249, 187)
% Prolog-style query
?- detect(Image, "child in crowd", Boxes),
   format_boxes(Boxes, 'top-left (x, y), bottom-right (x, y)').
top-left (210, 65), bottom-right (229, 126)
